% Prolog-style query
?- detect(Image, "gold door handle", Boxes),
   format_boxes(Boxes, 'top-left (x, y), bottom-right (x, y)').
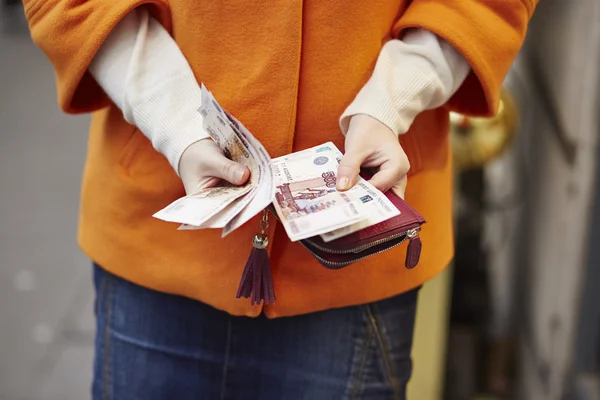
top-left (450, 89), bottom-right (519, 171)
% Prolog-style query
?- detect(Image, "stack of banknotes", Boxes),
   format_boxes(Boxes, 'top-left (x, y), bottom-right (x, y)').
top-left (153, 86), bottom-right (400, 242)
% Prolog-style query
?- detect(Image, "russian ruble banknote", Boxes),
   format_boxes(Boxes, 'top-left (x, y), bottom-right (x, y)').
top-left (271, 142), bottom-right (400, 242)
top-left (155, 185), bottom-right (251, 227)
top-left (317, 147), bottom-right (401, 242)
top-left (271, 143), bottom-right (365, 241)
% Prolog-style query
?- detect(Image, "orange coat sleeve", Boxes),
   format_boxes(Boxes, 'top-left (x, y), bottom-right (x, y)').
top-left (23, 0), bottom-right (171, 114)
top-left (394, 0), bottom-right (538, 117)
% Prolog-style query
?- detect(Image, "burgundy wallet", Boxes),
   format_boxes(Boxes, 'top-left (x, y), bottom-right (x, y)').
top-left (269, 170), bottom-right (427, 270)
top-left (298, 186), bottom-right (426, 270)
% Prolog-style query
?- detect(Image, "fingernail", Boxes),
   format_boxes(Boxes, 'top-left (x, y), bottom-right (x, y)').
top-left (235, 168), bottom-right (245, 183)
top-left (337, 176), bottom-right (349, 191)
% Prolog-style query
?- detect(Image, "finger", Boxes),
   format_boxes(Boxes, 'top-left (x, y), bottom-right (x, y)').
top-left (369, 162), bottom-right (405, 192)
top-left (369, 169), bottom-right (401, 193)
top-left (337, 150), bottom-right (368, 191)
top-left (182, 176), bottom-right (221, 196)
top-left (390, 175), bottom-right (408, 199)
top-left (206, 153), bottom-right (250, 185)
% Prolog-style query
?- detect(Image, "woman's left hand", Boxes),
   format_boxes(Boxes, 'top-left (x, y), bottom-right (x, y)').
top-left (336, 114), bottom-right (410, 198)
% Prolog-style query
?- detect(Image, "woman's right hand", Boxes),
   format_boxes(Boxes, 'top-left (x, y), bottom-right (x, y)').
top-left (178, 139), bottom-right (250, 195)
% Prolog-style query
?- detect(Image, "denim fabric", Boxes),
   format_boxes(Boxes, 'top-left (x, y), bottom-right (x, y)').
top-left (92, 264), bottom-right (419, 400)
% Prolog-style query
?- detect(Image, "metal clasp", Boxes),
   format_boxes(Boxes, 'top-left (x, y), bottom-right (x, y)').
top-left (253, 209), bottom-right (270, 249)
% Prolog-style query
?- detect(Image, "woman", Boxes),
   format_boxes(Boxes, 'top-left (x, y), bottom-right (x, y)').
top-left (25, 1), bottom-right (536, 398)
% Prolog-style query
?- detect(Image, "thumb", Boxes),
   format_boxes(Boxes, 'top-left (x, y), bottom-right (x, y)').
top-left (337, 150), bottom-right (365, 191)
top-left (209, 154), bottom-right (250, 185)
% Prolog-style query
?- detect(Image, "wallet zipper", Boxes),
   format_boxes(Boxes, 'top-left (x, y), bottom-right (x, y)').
top-left (304, 227), bottom-right (421, 255)
top-left (300, 233), bottom-right (409, 268)
top-left (301, 227), bottom-right (421, 269)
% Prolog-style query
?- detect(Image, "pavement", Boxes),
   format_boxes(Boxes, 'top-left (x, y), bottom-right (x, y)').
top-left (1, 5), bottom-right (96, 399)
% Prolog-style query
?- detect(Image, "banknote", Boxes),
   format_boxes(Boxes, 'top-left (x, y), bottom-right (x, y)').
top-left (318, 148), bottom-right (401, 242)
top-left (221, 111), bottom-right (274, 236)
top-left (197, 86), bottom-right (262, 229)
top-left (319, 180), bottom-right (400, 241)
top-left (271, 143), bottom-right (366, 241)
top-left (177, 195), bottom-right (248, 230)
top-left (198, 85), bottom-right (258, 176)
top-left (153, 184), bottom-right (252, 227)
top-left (195, 86), bottom-right (274, 235)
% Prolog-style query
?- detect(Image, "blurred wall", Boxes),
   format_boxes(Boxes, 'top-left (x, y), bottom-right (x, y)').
top-left (515, 1), bottom-right (600, 399)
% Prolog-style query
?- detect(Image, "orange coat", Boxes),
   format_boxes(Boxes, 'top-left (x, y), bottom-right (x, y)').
top-left (24, 0), bottom-right (537, 317)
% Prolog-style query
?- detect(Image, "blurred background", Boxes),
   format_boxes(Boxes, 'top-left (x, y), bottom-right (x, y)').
top-left (0, 3), bottom-right (95, 400)
top-left (1, 1), bottom-right (600, 399)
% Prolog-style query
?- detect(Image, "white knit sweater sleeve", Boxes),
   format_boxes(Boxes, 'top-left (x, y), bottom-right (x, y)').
top-left (340, 29), bottom-right (471, 135)
top-left (89, 9), bottom-right (471, 176)
top-left (89, 8), bottom-right (208, 175)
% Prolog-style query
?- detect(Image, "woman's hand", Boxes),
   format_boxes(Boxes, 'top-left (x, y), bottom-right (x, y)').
top-left (179, 139), bottom-right (250, 195)
top-left (336, 114), bottom-right (410, 198)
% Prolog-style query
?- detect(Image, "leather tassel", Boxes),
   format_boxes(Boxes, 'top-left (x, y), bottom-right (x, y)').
top-left (236, 211), bottom-right (276, 305)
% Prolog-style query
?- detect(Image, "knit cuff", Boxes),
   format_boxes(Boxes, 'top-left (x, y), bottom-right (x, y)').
top-left (131, 71), bottom-right (210, 175)
top-left (340, 53), bottom-right (440, 136)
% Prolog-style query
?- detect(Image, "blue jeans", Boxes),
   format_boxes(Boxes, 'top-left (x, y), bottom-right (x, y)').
top-left (92, 264), bottom-right (419, 399)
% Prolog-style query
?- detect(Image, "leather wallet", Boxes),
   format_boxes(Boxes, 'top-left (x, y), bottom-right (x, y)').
top-left (298, 186), bottom-right (426, 270)
top-left (268, 167), bottom-right (427, 271)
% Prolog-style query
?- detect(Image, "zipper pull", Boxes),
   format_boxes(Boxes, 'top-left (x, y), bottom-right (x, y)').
top-left (405, 228), bottom-right (422, 269)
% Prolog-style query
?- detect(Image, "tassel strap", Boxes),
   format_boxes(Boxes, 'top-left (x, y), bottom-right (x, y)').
top-left (236, 210), bottom-right (276, 305)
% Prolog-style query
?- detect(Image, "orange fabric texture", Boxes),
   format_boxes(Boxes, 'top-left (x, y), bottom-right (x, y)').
top-left (24, 0), bottom-right (536, 317)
